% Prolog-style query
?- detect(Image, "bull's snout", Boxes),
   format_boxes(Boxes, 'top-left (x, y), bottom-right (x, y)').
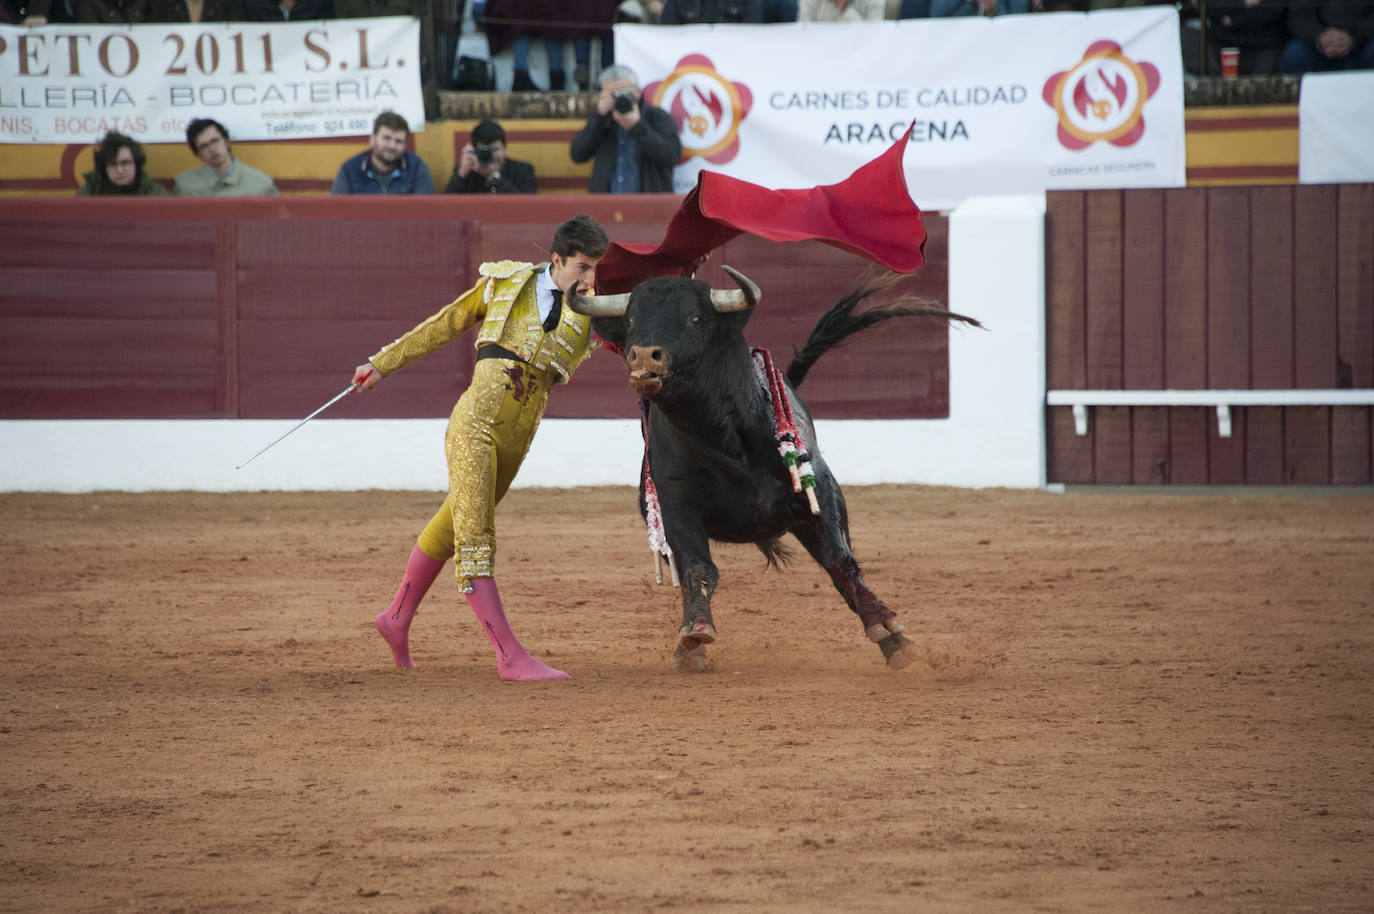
top-left (626, 344), bottom-right (670, 397)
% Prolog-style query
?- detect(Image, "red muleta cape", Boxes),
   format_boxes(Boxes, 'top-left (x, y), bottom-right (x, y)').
top-left (594, 127), bottom-right (926, 295)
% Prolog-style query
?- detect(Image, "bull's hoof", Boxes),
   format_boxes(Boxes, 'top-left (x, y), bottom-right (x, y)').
top-left (865, 618), bottom-right (906, 643)
top-left (672, 643), bottom-right (708, 673)
top-left (678, 619), bottom-right (717, 650)
top-left (878, 633), bottom-right (916, 671)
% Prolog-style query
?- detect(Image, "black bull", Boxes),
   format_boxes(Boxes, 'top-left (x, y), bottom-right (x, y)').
top-left (568, 268), bottom-right (979, 672)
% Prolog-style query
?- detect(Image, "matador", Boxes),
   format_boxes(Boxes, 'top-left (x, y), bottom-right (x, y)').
top-left (352, 214), bottom-right (609, 681)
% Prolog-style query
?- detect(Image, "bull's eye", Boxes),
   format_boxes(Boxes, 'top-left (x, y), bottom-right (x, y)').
top-left (690, 315), bottom-right (700, 325)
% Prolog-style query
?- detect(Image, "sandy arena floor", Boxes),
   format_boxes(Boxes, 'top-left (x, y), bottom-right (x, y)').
top-left (1, 486), bottom-right (1371, 913)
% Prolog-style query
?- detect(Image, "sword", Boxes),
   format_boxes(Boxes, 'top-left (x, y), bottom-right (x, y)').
top-left (235, 369), bottom-right (373, 470)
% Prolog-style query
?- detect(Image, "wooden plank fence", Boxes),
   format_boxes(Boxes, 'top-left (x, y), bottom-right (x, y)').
top-left (1047, 185), bottom-right (1374, 485)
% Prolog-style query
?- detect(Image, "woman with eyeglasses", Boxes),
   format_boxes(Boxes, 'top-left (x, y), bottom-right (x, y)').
top-left (77, 131), bottom-right (170, 196)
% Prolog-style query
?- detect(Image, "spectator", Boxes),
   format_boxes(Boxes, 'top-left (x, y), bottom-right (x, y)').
top-left (143, 0), bottom-right (241, 20)
top-left (445, 119), bottom-right (538, 194)
top-left (568, 35), bottom-right (614, 90)
top-left (242, 0), bottom-right (332, 19)
top-left (616, 0), bottom-right (663, 22)
top-left (570, 64), bottom-right (681, 193)
top-left (891, 0), bottom-right (932, 15)
top-left (69, 0), bottom-right (147, 21)
top-left (174, 118), bottom-right (280, 196)
top-left (659, 0), bottom-right (763, 22)
top-left (1181, 0), bottom-right (1288, 76)
top-left (510, 31), bottom-right (612, 91)
top-left (6, 0), bottom-right (84, 20)
top-left (481, 1), bottom-right (615, 92)
top-left (799, 0), bottom-right (884, 19)
top-left (930, 0), bottom-right (1030, 14)
top-left (77, 131), bottom-right (169, 196)
top-left (1279, 2), bottom-right (1374, 73)
top-left (331, 111), bottom-right (435, 195)
top-left (510, 33), bottom-right (562, 91)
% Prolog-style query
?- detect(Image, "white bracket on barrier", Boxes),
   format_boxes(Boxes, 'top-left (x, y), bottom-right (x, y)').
top-left (1048, 389), bottom-right (1374, 439)
top-left (1072, 403), bottom-right (1088, 436)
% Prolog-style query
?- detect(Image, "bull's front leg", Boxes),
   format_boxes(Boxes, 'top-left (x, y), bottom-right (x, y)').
top-left (670, 539), bottom-right (719, 673)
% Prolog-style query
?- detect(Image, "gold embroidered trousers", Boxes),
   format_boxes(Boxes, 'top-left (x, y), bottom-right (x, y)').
top-left (418, 357), bottom-right (556, 591)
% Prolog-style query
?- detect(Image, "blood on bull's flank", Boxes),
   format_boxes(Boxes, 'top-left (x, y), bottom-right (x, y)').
top-left (568, 268), bottom-right (981, 673)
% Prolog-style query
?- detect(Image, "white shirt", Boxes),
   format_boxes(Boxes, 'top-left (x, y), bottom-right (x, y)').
top-left (535, 264), bottom-right (560, 326)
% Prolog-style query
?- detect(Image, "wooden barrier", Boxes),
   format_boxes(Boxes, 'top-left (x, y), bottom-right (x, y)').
top-left (1045, 184), bottom-right (1374, 485)
top-left (0, 195), bottom-right (951, 422)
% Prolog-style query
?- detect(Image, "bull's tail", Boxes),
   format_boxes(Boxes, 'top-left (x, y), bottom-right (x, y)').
top-left (785, 273), bottom-right (982, 390)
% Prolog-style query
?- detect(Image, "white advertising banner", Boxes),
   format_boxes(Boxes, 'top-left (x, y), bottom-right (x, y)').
top-left (1298, 71), bottom-right (1374, 184)
top-left (0, 17), bottom-right (424, 144)
top-left (614, 8), bottom-right (1185, 211)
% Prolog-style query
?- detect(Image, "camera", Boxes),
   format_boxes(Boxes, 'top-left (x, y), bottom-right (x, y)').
top-left (613, 91), bottom-right (636, 114)
top-left (474, 144), bottom-right (495, 165)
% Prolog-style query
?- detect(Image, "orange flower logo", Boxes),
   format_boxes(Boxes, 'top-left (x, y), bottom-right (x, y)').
top-left (1042, 40), bottom-right (1161, 150)
top-left (644, 54), bottom-right (753, 165)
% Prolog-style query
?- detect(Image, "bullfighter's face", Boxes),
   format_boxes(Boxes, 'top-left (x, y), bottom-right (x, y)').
top-left (551, 251), bottom-right (601, 296)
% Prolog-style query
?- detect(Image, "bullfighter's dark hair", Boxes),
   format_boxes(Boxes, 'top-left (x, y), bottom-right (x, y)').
top-left (551, 213), bottom-right (609, 261)
top-left (373, 110), bottom-right (411, 135)
top-left (185, 118), bottom-right (229, 154)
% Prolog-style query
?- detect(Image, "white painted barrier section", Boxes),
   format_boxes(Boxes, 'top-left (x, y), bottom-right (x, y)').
top-left (0, 194), bottom-right (1048, 493)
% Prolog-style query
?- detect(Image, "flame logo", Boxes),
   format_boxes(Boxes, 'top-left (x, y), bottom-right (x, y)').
top-left (644, 54), bottom-right (753, 165)
top-left (1042, 41), bottom-right (1160, 150)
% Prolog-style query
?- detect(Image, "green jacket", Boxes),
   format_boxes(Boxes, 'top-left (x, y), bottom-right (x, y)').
top-left (77, 170), bottom-right (170, 196)
top-left (173, 160), bottom-right (279, 197)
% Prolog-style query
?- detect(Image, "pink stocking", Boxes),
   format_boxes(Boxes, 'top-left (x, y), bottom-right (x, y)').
top-left (465, 577), bottom-right (569, 681)
top-left (374, 545), bottom-right (445, 668)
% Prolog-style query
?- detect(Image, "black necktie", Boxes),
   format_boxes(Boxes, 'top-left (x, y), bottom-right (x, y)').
top-left (543, 289), bottom-right (563, 332)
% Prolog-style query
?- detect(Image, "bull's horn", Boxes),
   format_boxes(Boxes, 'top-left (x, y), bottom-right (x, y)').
top-left (710, 266), bottom-right (761, 312)
top-left (566, 287), bottom-right (630, 317)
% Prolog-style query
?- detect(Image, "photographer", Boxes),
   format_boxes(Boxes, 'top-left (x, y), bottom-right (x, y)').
top-left (445, 120), bottom-right (538, 194)
top-left (569, 64), bottom-right (682, 194)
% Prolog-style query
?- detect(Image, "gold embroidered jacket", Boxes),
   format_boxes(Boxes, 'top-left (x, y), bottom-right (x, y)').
top-left (368, 260), bottom-right (597, 382)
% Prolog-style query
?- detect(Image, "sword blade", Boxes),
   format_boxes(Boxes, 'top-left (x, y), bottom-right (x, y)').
top-left (234, 384), bottom-right (356, 470)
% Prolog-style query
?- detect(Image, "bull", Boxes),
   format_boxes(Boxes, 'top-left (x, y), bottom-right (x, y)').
top-left (568, 268), bottom-right (979, 672)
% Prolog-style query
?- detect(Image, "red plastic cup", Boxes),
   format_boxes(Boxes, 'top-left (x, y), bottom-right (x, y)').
top-left (1221, 47), bottom-right (1240, 79)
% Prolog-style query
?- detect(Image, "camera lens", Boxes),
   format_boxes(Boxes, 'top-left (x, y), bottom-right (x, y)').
top-left (614, 94), bottom-right (635, 114)
top-left (475, 146), bottom-right (493, 165)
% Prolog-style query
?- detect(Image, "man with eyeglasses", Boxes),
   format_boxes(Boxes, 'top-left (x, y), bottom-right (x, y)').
top-left (444, 119), bottom-right (538, 194)
top-left (173, 118), bottom-right (280, 197)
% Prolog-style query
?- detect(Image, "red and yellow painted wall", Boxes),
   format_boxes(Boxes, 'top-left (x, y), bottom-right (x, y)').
top-left (0, 118), bottom-right (594, 196)
top-left (0, 107), bottom-right (1298, 198)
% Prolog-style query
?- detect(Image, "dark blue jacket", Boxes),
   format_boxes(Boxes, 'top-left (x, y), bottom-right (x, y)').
top-left (330, 150), bottom-right (435, 195)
